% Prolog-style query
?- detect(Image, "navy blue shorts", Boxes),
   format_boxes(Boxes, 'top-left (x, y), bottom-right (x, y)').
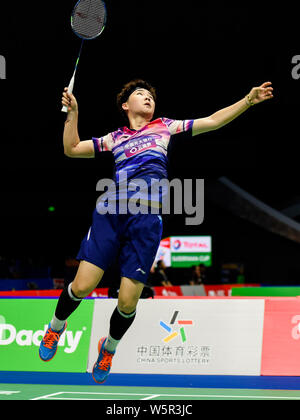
top-left (76, 209), bottom-right (163, 285)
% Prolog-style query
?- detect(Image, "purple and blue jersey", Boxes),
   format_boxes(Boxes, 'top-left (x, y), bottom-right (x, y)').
top-left (92, 117), bottom-right (194, 207)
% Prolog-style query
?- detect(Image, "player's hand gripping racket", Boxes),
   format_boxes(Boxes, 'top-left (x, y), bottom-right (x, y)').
top-left (62, 0), bottom-right (107, 113)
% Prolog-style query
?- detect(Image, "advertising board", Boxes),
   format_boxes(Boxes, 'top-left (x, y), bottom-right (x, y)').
top-left (261, 298), bottom-right (300, 375)
top-left (0, 299), bottom-right (94, 372)
top-left (155, 236), bottom-right (212, 268)
top-left (87, 298), bottom-right (265, 375)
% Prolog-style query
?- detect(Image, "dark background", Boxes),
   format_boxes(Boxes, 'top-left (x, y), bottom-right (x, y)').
top-left (0, 1), bottom-right (299, 285)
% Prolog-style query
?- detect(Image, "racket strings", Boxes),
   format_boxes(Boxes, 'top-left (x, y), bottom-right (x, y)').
top-left (72, 0), bottom-right (106, 39)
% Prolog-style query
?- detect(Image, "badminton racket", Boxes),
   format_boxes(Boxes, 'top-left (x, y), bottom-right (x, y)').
top-left (62, 0), bottom-right (107, 113)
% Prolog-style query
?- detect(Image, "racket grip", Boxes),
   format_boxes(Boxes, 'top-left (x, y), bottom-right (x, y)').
top-left (61, 74), bottom-right (75, 113)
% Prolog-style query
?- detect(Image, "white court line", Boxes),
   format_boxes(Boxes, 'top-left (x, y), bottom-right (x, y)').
top-left (38, 392), bottom-right (160, 396)
top-left (141, 395), bottom-right (161, 400)
top-left (31, 392), bottom-right (65, 400)
top-left (31, 392), bottom-right (161, 400)
top-left (43, 398), bottom-right (134, 400)
top-left (31, 391), bottom-right (300, 401)
top-left (0, 391), bottom-right (20, 396)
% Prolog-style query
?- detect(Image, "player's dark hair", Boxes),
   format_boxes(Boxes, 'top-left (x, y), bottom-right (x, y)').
top-left (116, 79), bottom-right (157, 117)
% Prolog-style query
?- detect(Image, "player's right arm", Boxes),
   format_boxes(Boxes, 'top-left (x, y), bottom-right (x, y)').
top-left (62, 88), bottom-right (95, 158)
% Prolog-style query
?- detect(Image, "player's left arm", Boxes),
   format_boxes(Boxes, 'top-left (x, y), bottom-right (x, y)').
top-left (192, 82), bottom-right (274, 136)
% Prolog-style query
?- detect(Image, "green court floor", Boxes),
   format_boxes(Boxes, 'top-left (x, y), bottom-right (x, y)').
top-left (1, 383), bottom-right (300, 400)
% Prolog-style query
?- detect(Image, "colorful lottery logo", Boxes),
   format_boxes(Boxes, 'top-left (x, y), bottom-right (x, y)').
top-left (173, 240), bottom-right (181, 250)
top-left (160, 311), bottom-right (193, 343)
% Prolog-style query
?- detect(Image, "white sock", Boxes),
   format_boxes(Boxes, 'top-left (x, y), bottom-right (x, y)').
top-left (104, 335), bottom-right (120, 353)
top-left (50, 315), bottom-right (66, 332)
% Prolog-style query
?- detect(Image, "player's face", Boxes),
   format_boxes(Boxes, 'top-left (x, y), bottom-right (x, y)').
top-left (123, 88), bottom-right (155, 118)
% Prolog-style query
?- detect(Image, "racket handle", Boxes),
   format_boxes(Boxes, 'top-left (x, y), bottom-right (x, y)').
top-left (61, 74), bottom-right (75, 113)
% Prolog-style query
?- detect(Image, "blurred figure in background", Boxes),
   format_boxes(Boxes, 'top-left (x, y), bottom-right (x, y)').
top-left (155, 260), bottom-right (172, 286)
top-left (149, 260), bottom-right (173, 287)
top-left (189, 264), bottom-right (207, 285)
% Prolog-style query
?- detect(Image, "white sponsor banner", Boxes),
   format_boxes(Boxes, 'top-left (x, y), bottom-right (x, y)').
top-left (154, 239), bottom-right (171, 267)
top-left (87, 298), bottom-right (264, 375)
top-left (171, 236), bottom-right (212, 253)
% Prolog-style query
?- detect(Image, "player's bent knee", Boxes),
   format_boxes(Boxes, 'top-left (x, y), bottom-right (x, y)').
top-left (72, 279), bottom-right (100, 298)
top-left (71, 284), bottom-right (91, 299)
top-left (71, 261), bottom-right (104, 298)
top-left (118, 276), bottom-right (144, 313)
top-left (117, 300), bottom-right (138, 314)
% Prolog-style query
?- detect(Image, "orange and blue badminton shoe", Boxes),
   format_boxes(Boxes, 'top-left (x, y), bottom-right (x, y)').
top-left (39, 323), bottom-right (67, 362)
top-left (92, 337), bottom-right (115, 384)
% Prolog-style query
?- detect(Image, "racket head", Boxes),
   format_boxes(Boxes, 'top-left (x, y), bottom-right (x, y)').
top-left (71, 0), bottom-right (107, 40)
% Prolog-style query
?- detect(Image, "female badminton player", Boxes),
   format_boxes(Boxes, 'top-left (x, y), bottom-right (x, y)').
top-left (39, 79), bottom-right (273, 383)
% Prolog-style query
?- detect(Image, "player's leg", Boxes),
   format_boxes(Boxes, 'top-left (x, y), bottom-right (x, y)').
top-left (106, 276), bottom-right (144, 349)
top-left (92, 276), bottom-right (144, 384)
top-left (92, 213), bottom-right (163, 384)
top-left (52, 260), bottom-right (104, 327)
top-left (103, 213), bottom-right (162, 351)
top-left (39, 260), bottom-right (104, 362)
top-left (70, 260), bottom-right (105, 298)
